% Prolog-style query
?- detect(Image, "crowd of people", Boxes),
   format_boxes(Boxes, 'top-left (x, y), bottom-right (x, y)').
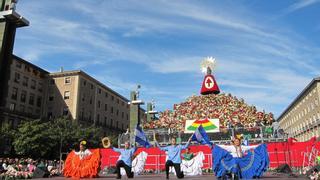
top-left (143, 93), bottom-right (274, 131)
top-left (0, 158), bottom-right (62, 179)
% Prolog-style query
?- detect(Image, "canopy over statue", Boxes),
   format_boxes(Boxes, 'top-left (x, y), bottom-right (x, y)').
top-left (200, 57), bottom-right (220, 95)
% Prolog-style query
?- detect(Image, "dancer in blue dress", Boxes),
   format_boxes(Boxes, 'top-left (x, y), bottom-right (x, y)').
top-left (212, 137), bottom-right (269, 179)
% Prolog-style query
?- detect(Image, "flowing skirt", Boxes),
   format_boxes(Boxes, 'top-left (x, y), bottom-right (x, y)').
top-left (212, 144), bottom-right (269, 179)
top-left (120, 151), bottom-right (148, 176)
top-left (64, 149), bottom-right (100, 178)
top-left (170, 151), bottom-right (205, 176)
top-left (180, 151), bottom-right (205, 176)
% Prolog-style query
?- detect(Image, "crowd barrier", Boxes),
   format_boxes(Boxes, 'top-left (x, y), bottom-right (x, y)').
top-left (99, 138), bottom-right (320, 172)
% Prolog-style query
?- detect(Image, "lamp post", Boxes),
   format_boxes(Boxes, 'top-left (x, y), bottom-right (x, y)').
top-left (129, 85), bottom-right (144, 145)
top-left (59, 131), bottom-right (62, 173)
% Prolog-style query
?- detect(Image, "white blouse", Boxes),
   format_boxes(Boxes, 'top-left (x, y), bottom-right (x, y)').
top-left (218, 145), bottom-right (258, 158)
top-left (75, 149), bottom-right (92, 160)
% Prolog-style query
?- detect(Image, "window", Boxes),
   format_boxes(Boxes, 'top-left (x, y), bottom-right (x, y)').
top-left (122, 112), bottom-right (124, 118)
top-left (90, 97), bottom-right (93, 104)
top-left (104, 117), bottom-right (107, 126)
top-left (11, 88), bottom-right (18, 100)
top-left (20, 90), bottom-right (26, 102)
top-left (64, 91), bottom-right (70, 100)
top-left (97, 114), bottom-right (100, 122)
top-left (49, 95), bottom-right (54, 101)
top-left (63, 107), bottom-right (69, 116)
top-left (126, 114), bottom-right (129, 120)
top-left (105, 104), bottom-right (108, 111)
top-left (82, 94), bottom-right (85, 102)
top-left (111, 96), bottom-right (114, 101)
top-left (122, 102), bottom-right (124, 106)
top-left (91, 84), bottom-right (94, 89)
top-left (116, 121), bottom-right (118, 128)
top-left (111, 119), bottom-right (113, 127)
top-left (31, 79), bottom-right (36, 89)
top-left (50, 79), bottom-right (55, 85)
top-left (38, 82), bottom-right (43, 92)
top-left (9, 103), bottom-right (15, 111)
top-left (16, 62), bottom-right (22, 68)
top-left (37, 96), bottom-right (42, 107)
top-left (117, 99), bottom-right (119, 104)
top-left (98, 101), bottom-right (101, 108)
top-left (22, 76), bottom-right (28, 87)
top-left (65, 77), bottom-right (71, 84)
top-left (14, 72), bottom-right (20, 83)
top-left (98, 88), bottom-right (101, 94)
top-left (105, 92), bottom-right (108, 98)
top-left (89, 111), bottom-right (92, 122)
top-left (29, 94), bottom-right (35, 105)
top-left (116, 109), bottom-right (119, 116)
top-left (20, 105), bottom-right (25, 112)
top-left (32, 69), bottom-right (38, 76)
top-left (111, 107), bottom-right (114, 114)
top-left (83, 80), bottom-right (86, 86)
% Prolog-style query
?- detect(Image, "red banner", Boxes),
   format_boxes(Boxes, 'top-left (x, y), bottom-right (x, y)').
top-left (100, 138), bottom-right (320, 171)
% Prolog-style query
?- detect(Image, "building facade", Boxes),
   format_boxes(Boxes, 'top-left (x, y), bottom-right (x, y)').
top-left (45, 70), bottom-right (146, 133)
top-left (0, 55), bottom-right (47, 127)
top-left (278, 77), bottom-right (320, 141)
top-left (0, 58), bottom-right (146, 133)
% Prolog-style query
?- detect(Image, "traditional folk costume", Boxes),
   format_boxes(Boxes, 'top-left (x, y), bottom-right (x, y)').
top-left (180, 151), bottom-right (205, 176)
top-left (113, 146), bottom-right (137, 179)
top-left (213, 143), bottom-right (269, 179)
top-left (156, 141), bottom-right (190, 179)
top-left (120, 151), bottom-right (148, 176)
top-left (64, 141), bottom-right (100, 178)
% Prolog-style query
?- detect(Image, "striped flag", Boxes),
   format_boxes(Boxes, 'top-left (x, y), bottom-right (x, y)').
top-left (191, 125), bottom-right (213, 145)
top-left (135, 125), bottom-right (151, 148)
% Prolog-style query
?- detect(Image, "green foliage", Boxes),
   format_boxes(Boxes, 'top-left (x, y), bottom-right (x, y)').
top-left (0, 122), bottom-right (15, 141)
top-left (13, 119), bottom-right (54, 159)
top-left (12, 117), bottom-right (105, 159)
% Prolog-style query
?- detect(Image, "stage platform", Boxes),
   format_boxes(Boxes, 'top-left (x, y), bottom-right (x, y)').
top-left (36, 172), bottom-right (306, 179)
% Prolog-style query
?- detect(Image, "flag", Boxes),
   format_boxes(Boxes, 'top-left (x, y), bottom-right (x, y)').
top-left (243, 138), bottom-right (249, 146)
top-left (135, 125), bottom-right (151, 148)
top-left (191, 125), bottom-right (212, 145)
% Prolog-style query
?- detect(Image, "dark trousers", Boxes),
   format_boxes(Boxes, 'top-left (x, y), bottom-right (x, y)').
top-left (116, 160), bottom-right (134, 178)
top-left (165, 160), bottom-right (184, 179)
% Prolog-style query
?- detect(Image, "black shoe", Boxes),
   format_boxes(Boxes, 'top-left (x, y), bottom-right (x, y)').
top-left (166, 175), bottom-right (169, 179)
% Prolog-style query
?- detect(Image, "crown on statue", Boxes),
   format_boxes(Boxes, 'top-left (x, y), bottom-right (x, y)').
top-left (200, 57), bottom-right (216, 74)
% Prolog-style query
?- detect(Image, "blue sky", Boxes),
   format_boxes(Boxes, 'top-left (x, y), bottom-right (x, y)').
top-left (13, 0), bottom-right (320, 118)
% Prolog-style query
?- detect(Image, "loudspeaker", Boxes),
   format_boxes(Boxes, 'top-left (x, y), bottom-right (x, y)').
top-left (275, 164), bottom-right (292, 173)
top-left (33, 168), bottom-right (49, 178)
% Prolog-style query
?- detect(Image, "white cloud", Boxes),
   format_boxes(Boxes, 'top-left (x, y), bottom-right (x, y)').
top-left (286, 0), bottom-right (320, 13)
top-left (13, 0), bottom-right (320, 116)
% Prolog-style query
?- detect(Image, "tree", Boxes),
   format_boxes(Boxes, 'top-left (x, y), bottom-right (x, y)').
top-left (13, 119), bottom-right (55, 159)
top-left (0, 122), bottom-right (16, 155)
top-left (13, 118), bottom-right (105, 159)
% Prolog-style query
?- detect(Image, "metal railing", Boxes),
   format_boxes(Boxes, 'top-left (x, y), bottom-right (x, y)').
top-left (118, 126), bottom-right (288, 146)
